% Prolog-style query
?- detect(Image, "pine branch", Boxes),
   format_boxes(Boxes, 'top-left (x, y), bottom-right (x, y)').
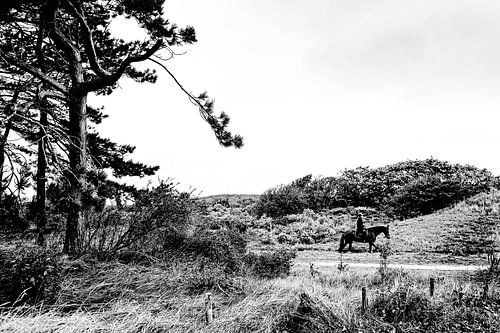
top-left (80, 40), bottom-right (163, 92)
top-left (0, 50), bottom-right (68, 94)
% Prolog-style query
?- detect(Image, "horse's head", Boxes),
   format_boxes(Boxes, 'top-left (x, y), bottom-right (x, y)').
top-left (384, 225), bottom-right (390, 239)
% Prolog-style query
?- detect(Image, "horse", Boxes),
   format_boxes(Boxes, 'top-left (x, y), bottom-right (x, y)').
top-left (338, 225), bottom-right (390, 253)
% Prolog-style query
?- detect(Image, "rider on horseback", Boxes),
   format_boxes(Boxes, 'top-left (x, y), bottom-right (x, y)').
top-left (356, 212), bottom-right (366, 239)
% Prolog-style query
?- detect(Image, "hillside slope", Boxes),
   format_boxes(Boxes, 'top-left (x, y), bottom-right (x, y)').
top-left (391, 190), bottom-right (500, 256)
top-left (293, 190), bottom-right (499, 265)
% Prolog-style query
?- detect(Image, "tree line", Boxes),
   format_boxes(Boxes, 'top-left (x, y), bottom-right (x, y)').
top-left (254, 158), bottom-right (496, 219)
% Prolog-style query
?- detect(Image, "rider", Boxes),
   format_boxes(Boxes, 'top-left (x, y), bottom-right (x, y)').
top-left (355, 212), bottom-right (366, 238)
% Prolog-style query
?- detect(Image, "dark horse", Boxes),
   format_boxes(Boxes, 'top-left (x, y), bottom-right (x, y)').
top-left (338, 225), bottom-right (390, 253)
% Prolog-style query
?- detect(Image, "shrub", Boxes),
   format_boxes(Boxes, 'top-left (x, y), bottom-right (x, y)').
top-left (244, 249), bottom-right (296, 279)
top-left (203, 210), bottom-right (251, 233)
top-left (0, 195), bottom-right (28, 232)
top-left (0, 248), bottom-right (60, 306)
top-left (277, 232), bottom-right (298, 245)
top-left (272, 212), bottom-right (335, 245)
top-left (73, 180), bottom-right (200, 255)
top-left (184, 228), bottom-right (247, 274)
top-left (371, 286), bottom-right (441, 327)
top-left (253, 184), bottom-right (308, 218)
top-left (182, 258), bottom-right (244, 293)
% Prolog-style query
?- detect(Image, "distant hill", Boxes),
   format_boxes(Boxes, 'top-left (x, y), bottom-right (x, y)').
top-left (201, 194), bottom-right (260, 208)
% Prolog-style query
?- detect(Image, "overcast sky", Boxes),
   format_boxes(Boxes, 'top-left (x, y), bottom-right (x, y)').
top-left (89, 0), bottom-right (500, 195)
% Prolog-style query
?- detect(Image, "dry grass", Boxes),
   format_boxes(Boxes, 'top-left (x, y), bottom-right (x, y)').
top-left (1, 257), bottom-right (499, 333)
top-left (2, 191), bottom-right (500, 332)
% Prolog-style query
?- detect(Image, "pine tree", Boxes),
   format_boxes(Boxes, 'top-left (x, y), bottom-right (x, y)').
top-left (0, 0), bottom-right (243, 253)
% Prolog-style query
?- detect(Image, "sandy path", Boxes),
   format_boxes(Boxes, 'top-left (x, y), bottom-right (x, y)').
top-left (295, 261), bottom-right (488, 271)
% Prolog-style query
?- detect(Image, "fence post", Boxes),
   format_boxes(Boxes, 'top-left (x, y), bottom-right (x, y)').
top-left (268, 220), bottom-right (273, 243)
top-left (429, 278), bottom-right (435, 297)
top-left (205, 292), bottom-right (214, 324)
top-left (361, 287), bottom-right (367, 312)
top-left (482, 282), bottom-right (489, 300)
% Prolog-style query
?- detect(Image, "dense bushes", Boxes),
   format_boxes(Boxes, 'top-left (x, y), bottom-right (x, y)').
top-left (71, 180), bottom-right (200, 255)
top-left (184, 228), bottom-right (247, 274)
top-left (253, 183), bottom-right (309, 218)
top-left (390, 174), bottom-right (469, 218)
top-left (0, 248), bottom-right (60, 306)
top-left (0, 195), bottom-right (28, 232)
top-left (274, 210), bottom-right (336, 245)
top-left (254, 159), bottom-right (494, 219)
top-left (244, 249), bottom-right (296, 279)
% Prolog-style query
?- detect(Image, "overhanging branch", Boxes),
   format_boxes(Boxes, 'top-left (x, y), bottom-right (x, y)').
top-left (80, 40), bottom-right (163, 93)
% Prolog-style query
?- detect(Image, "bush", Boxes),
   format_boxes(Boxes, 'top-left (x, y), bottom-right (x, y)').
top-left (245, 249), bottom-right (296, 279)
top-left (0, 195), bottom-right (28, 232)
top-left (0, 247), bottom-right (60, 306)
top-left (184, 228), bottom-right (247, 274)
top-left (181, 258), bottom-right (244, 293)
top-left (253, 183), bottom-right (309, 218)
top-left (73, 180), bottom-right (200, 255)
top-left (371, 286), bottom-right (441, 327)
top-left (272, 211), bottom-right (335, 245)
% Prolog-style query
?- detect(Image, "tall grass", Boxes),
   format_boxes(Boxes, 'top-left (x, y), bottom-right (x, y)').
top-left (1, 258), bottom-right (499, 333)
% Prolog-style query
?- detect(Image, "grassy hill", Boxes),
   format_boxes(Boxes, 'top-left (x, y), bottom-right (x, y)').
top-left (391, 189), bottom-right (500, 257)
top-left (260, 190), bottom-right (500, 266)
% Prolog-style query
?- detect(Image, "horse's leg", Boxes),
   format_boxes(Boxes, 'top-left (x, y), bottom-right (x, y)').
top-left (369, 242), bottom-right (372, 253)
top-left (370, 242), bottom-right (379, 252)
top-left (338, 236), bottom-right (344, 252)
top-left (348, 240), bottom-right (353, 252)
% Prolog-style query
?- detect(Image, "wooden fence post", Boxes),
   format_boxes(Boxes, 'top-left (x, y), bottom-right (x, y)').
top-left (482, 282), bottom-right (489, 300)
top-left (361, 287), bottom-right (367, 312)
top-left (429, 278), bottom-right (435, 297)
top-left (458, 286), bottom-right (463, 304)
top-left (205, 292), bottom-right (214, 324)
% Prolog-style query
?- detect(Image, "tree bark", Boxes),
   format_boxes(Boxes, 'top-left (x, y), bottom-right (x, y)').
top-left (0, 142), bottom-right (5, 202)
top-left (63, 91), bottom-right (87, 254)
top-left (36, 108), bottom-right (48, 246)
top-left (0, 121), bottom-right (12, 202)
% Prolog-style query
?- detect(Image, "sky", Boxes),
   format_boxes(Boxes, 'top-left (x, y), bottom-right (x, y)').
top-left (89, 0), bottom-right (500, 196)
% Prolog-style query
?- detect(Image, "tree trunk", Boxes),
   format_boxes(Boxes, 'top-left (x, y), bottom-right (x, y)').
top-left (0, 121), bottom-right (12, 202)
top-left (0, 142), bottom-right (5, 202)
top-left (63, 91), bottom-right (87, 254)
top-left (36, 109), bottom-right (48, 246)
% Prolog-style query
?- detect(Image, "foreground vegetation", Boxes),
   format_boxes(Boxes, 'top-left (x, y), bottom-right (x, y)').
top-left (1, 158), bottom-right (499, 332)
top-left (1, 256), bottom-right (499, 333)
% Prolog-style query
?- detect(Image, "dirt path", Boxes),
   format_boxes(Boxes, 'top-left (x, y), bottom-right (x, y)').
top-left (295, 261), bottom-right (488, 271)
